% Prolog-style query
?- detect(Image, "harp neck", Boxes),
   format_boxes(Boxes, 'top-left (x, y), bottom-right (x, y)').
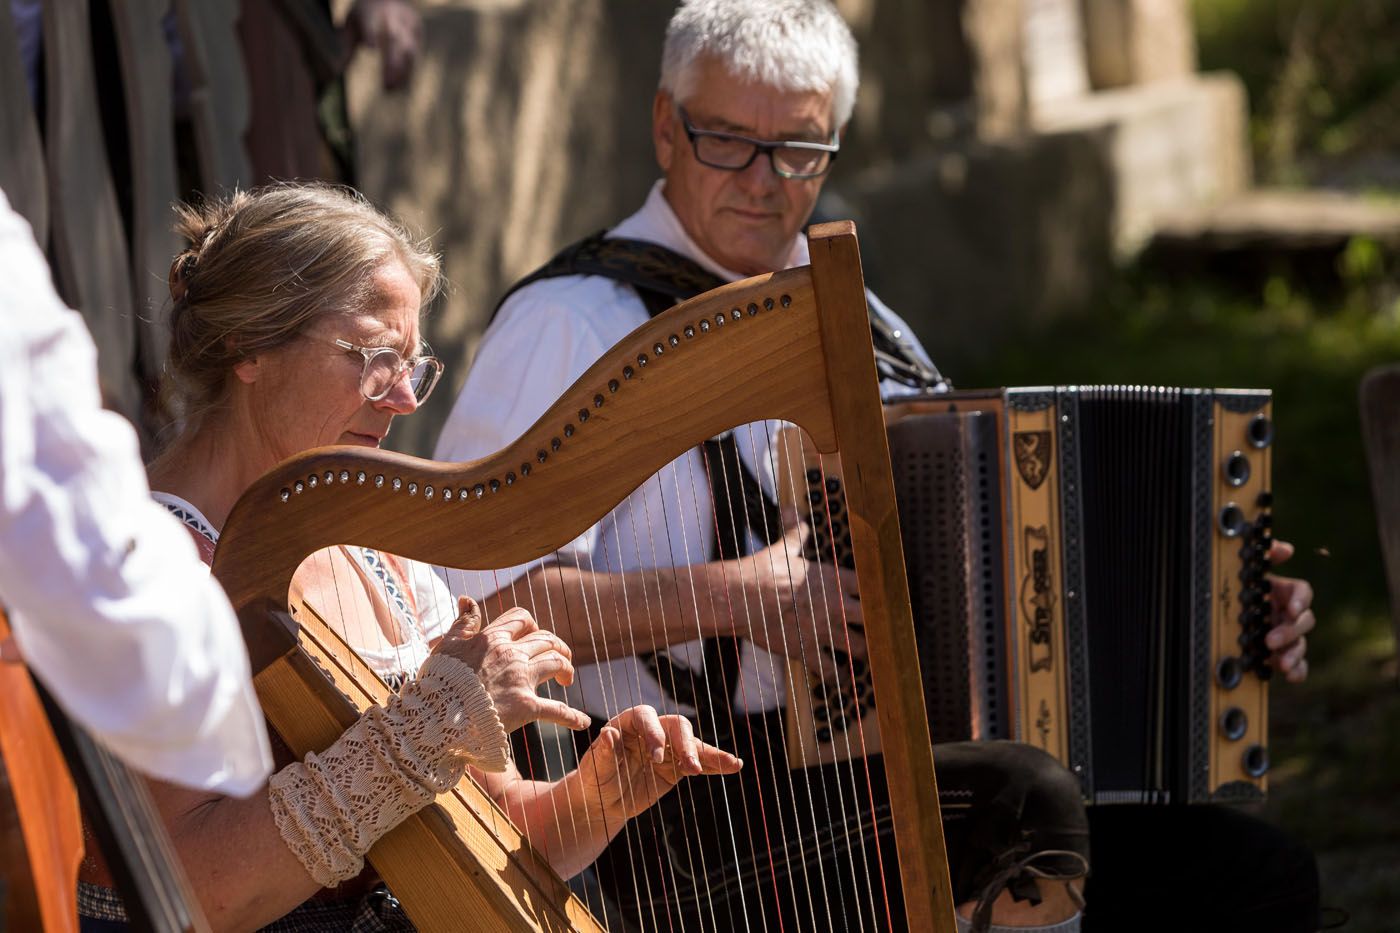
top-left (213, 265), bottom-right (837, 610)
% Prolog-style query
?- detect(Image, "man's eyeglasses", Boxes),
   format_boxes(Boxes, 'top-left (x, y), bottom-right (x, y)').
top-left (679, 107), bottom-right (839, 180)
top-left (333, 338), bottom-right (444, 404)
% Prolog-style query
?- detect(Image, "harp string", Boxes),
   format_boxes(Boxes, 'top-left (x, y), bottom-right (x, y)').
top-left (811, 444), bottom-right (897, 930)
top-left (695, 439), bottom-right (786, 928)
top-left (767, 424), bottom-right (870, 931)
top-left (492, 567), bottom-right (564, 907)
top-left (636, 469), bottom-right (723, 928)
top-left (769, 424), bottom-right (892, 928)
top-left (706, 430), bottom-right (814, 926)
top-left (599, 487), bottom-right (700, 930)
top-left (736, 420), bottom-right (834, 923)
top-left (664, 459), bottom-right (755, 930)
top-left (563, 544), bottom-right (645, 927)
top-left (774, 425), bottom-right (876, 930)
top-left (303, 544), bottom-right (407, 689)
top-left (816, 442), bottom-right (887, 928)
top-left (674, 459), bottom-right (762, 931)
top-left (602, 500), bottom-right (678, 933)
top-left (515, 565), bottom-right (623, 928)
top-left (764, 422), bottom-right (850, 926)
top-left (533, 561), bottom-right (625, 931)
top-left (582, 529), bottom-right (663, 913)
top-left (301, 414), bottom-right (907, 931)
top-left (635, 442), bottom-right (750, 924)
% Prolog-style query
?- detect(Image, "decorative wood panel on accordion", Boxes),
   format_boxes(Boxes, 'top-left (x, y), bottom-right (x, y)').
top-left (784, 386), bottom-right (1275, 805)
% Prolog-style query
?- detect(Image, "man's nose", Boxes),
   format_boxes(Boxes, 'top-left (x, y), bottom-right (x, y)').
top-left (734, 150), bottom-right (781, 196)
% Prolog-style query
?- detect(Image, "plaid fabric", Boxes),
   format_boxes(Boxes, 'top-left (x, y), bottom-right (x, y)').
top-left (78, 882), bottom-right (416, 932)
top-left (77, 881), bottom-right (127, 921)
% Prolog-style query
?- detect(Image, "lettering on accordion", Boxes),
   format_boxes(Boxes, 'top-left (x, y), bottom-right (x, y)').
top-left (1004, 400), bottom-right (1069, 767)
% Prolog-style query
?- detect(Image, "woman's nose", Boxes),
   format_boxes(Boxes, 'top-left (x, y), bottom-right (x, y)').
top-left (374, 371), bottom-right (419, 415)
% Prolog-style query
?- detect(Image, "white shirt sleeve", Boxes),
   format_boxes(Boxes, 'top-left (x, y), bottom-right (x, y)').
top-left (0, 192), bottom-right (272, 796)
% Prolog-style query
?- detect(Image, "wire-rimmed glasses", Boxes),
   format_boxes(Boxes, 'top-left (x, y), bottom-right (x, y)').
top-left (333, 338), bottom-right (443, 404)
top-left (679, 106), bottom-right (839, 180)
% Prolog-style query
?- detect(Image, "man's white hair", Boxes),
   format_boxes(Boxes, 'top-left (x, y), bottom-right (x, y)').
top-left (660, 0), bottom-right (860, 129)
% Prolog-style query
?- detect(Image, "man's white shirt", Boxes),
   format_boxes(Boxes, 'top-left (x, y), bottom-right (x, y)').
top-left (435, 180), bottom-right (936, 721)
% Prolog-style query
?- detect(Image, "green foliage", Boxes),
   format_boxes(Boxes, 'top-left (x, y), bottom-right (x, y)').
top-left (1264, 616), bottom-right (1400, 931)
top-left (958, 267), bottom-right (1400, 666)
top-left (1194, 0), bottom-right (1400, 186)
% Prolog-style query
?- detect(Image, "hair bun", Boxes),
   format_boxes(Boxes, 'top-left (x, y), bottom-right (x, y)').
top-left (168, 250), bottom-right (197, 303)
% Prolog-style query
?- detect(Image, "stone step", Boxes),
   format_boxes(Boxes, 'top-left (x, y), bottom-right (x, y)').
top-left (1033, 73), bottom-right (1251, 254)
top-left (1143, 189), bottom-right (1400, 285)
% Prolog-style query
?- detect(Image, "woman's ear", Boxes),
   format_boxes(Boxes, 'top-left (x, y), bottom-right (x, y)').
top-left (232, 356), bottom-right (261, 385)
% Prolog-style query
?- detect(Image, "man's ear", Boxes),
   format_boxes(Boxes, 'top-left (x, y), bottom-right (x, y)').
top-left (653, 89), bottom-right (677, 171)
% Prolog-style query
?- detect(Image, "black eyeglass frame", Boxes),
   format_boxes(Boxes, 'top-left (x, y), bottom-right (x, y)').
top-left (678, 106), bottom-right (840, 180)
top-left (332, 338), bottom-right (444, 404)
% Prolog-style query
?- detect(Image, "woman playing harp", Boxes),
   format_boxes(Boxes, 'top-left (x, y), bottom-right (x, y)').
top-left (76, 183), bottom-right (740, 931)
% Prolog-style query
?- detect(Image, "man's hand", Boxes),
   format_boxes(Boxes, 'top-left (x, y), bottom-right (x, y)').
top-left (735, 523), bottom-right (866, 675)
top-left (576, 705), bottom-right (743, 823)
top-left (1265, 540), bottom-right (1315, 683)
top-left (347, 0), bottom-right (422, 90)
top-left (430, 597), bottom-right (591, 733)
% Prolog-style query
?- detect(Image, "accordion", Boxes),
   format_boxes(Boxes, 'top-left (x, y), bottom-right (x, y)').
top-left (782, 386), bottom-right (1275, 805)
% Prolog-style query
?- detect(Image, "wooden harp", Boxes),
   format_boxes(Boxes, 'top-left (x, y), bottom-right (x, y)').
top-left (213, 223), bottom-right (956, 932)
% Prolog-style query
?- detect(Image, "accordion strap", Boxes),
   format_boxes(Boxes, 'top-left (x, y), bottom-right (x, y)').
top-left (491, 231), bottom-right (723, 322)
top-left (494, 229), bottom-right (947, 391)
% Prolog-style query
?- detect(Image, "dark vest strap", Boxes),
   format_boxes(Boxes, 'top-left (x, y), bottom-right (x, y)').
top-left (495, 230), bottom-right (946, 393)
top-left (491, 231), bottom-right (725, 324)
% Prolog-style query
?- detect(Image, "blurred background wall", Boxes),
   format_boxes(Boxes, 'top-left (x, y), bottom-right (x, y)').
top-left (349, 0), bottom-right (1249, 456)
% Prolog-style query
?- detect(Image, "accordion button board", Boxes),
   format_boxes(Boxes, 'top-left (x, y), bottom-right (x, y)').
top-left (781, 386), bottom-right (1273, 805)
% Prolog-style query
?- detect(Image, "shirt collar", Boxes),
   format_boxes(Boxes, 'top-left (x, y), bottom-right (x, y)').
top-left (610, 180), bottom-right (810, 283)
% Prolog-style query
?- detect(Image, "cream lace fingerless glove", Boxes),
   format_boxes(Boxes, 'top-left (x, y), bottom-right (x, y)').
top-left (267, 654), bottom-right (510, 887)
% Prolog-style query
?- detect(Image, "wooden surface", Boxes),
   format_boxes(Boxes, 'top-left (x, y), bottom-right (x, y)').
top-left (257, 602), bottom-right (598, 933)
top-left (215, 228), bottom-right (956, 931)
top-left (0, 611), bottom-right (83, 933)
top-left (1206, 398), bottom-right (1271, 797)
top-left (1361, 364), bottom-right (1400, 672)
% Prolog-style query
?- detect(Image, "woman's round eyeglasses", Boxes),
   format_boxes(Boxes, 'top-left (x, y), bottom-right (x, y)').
top-left (334, 338), bottom-right (443, 404)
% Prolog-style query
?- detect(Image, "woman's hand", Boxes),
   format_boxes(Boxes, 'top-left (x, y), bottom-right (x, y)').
top-left (430, 596), bottom-right (590, 733)
top-left (575, 706), bottom-right (742, 823)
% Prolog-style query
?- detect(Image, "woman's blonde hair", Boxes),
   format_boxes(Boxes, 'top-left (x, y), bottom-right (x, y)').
top-left (163, 182), bottom-right (442, 429)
